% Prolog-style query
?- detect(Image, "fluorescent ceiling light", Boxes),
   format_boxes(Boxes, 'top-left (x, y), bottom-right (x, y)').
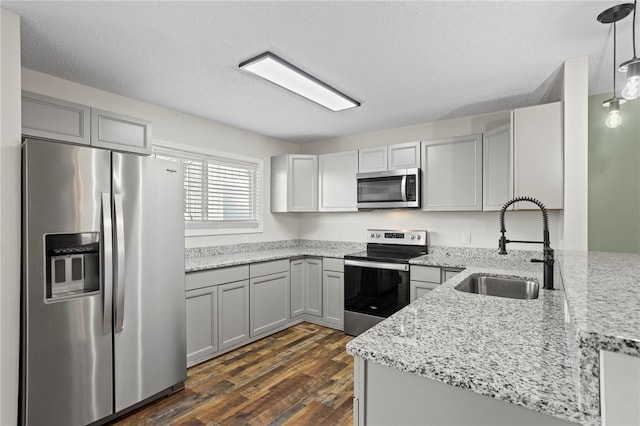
top-left (239, 52), bottom-right (360, 112)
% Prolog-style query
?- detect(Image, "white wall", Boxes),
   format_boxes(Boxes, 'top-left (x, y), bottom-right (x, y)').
top-left (300, 111), bottom-right (563, 249)
top-left (562, 56), bottom-right (589, 250)
top-left (0, 9), bottom-right (22, 425)
top-left (21, 68), bottom-right (301, 248)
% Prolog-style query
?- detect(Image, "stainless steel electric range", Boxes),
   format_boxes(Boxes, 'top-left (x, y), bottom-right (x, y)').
top-left (343, 229), bottom-right (427, 336)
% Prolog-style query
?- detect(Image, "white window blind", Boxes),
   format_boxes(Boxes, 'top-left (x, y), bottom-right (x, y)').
top-left (153, 145), bottom-right (261, 230)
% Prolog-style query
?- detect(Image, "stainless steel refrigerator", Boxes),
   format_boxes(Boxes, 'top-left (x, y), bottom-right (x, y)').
top-left (21, 139), bottom-right (186, 425)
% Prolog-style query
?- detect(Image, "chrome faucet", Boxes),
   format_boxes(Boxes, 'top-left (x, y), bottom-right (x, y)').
top-left (498, 196), bottom-right (554, 290)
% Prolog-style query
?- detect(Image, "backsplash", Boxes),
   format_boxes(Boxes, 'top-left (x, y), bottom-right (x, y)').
top-left (186, 239), bottom-right (537, 261)
top-left (428, 245), bottom-right (540, 262)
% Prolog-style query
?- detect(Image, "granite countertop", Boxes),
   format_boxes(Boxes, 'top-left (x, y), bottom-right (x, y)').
top-left (347, 258), bottom-right (600, 425)
top-left (185, 240), bottom-right (365, 272)
top-left (185, 247), bottom-right (355, 272)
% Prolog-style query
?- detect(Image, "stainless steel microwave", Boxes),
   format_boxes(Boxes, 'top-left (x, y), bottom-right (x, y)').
top-left (356, 168), bottom-right (420, 209)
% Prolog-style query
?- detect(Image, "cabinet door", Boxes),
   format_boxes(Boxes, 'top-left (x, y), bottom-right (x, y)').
top-left (288, 155), bottom-right (318, 211)
top-left (323, 270), bottom-right (344, 329)
top-left (22, 91), bottom-right (91, 145)
top-left (305, 258), bottom-right (323, 317)
top-left (250, 272), bottom-right (290, 337)
top-left (358, 146), bottom-right (387, 173)
top-left (388, 142), bottom-right (420, 170)
top-left (91, 108), bottom-right (151, 155)
top-left (483, 124), bottom-right (513, 211)
top-left (186, 286), bottom-right (217, 366)
top-left (410, 281), bottom-right (439, 302)
top-left (318, 151), bottom-right (358, 212)
top-left (290, 259), bottom-right (305, 318)
top-left (421, 134), bottom-right (483, 211)
top-left (218, 280), bottom-right (249, 350)
top-left (513, 102), bottom-right (563, 209)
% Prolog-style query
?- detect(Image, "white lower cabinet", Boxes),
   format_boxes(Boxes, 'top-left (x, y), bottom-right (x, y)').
top-left (290, 257), bottom-right (325, 318)
top-left (185, 286), bottom-right (218, 365)
top-left (249, 259), bottom-right (290, 338)
top-left (186, 257), bottom-right (344, 366)
top-left (410, 265), bottom-right (442, 302)
top-left (218, 280), bottom-right (250, 350)
top-left (185, 265), bottom-right (249, 366)
top-left (322, 258), bottom-right (344, 329)
top-left (290, 258), bottom-right (306, 318)
top-left (355, 357), bottom-right (576, 426)
top-left (322, 270), bottom-right (344, 328)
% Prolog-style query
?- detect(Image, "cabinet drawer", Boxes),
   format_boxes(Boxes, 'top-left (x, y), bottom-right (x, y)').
top-left (323, 257), bottom-right (344, 273)
top-left (250, 259), bottom-right (289, 277)
top-left (186, 265), bottom-right (249, 291)
top-left (410, 266), bottom-right (441, 283)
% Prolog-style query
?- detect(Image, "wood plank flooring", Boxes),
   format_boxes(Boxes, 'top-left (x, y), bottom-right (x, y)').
top-left (110, 323), bottom-right (354, 426)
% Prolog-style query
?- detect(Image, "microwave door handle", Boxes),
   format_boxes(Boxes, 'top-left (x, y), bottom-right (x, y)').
top-left (401, 175), bottom-right (408, 202)
top-left (101, 193), bottom-right (113, 334)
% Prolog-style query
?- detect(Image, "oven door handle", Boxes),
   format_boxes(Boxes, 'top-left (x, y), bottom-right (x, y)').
top-left (344, 259), bottom-right (410, 271)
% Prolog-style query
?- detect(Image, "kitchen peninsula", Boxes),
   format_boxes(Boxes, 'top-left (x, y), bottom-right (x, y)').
top-left (347, 249), bottom-right (640, 426)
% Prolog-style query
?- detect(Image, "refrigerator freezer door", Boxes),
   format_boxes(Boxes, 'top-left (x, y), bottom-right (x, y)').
top-left (22, 140), bottom-right (113, 425)
top-left (112, 153), bottom-right (186, 412)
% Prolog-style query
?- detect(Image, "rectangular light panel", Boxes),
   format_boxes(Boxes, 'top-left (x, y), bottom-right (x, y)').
top-left (239, 52), bottom-right (360, 112)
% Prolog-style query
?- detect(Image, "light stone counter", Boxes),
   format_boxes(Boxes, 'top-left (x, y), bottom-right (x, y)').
top-left (185, 239), bottom-right (365, 272)
top-left (348, 251), bottom-right (605, 425)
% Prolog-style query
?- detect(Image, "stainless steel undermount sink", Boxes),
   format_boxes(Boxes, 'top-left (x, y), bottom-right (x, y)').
top-left (454, 274), bottom-right (540, 300)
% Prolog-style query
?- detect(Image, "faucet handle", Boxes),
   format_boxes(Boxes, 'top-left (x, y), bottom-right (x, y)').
top-left (530, 258), bottom-right (544, 263)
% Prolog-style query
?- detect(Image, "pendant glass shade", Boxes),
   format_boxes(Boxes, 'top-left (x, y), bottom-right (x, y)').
top-left (604, 99), bottom-right (624, 128)
top-left (606, 108), bottom-right (623, 128)
top-left (620, 59), bottom-right (640, 99)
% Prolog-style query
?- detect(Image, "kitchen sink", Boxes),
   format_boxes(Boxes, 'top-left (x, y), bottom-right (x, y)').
top-left (454, 275), bottom-right (540, 300)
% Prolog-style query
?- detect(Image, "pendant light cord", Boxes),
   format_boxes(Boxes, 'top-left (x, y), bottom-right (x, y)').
top-left (634, 0), bottom-right (637, 58)
top-left (615, 22), bottom-right (618, 94)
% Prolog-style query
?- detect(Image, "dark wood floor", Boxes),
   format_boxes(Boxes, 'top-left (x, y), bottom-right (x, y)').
top-left (111, 323), bottom-right (354, 425)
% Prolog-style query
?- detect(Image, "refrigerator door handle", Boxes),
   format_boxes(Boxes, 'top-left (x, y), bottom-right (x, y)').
top-left (101, 193), bottom-right (113, 334)
top-left (114, 193), bottom-right (126, 332)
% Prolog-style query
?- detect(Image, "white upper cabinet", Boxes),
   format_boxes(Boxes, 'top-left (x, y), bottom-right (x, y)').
top-left (388, 141), bottom-right (420, 170)
top-left (22, 91), bottom-right (91, 145)
top-left (358, 141), bottom-right (420, 173)
top-left (358, 145), bottom-right (387, 173)
top-left (483, 124), bottom-right (512, 211)
top-left (91, 108), bottom-right (151, 155)
top-left (318, 150), bottom-right (358, 212)
top-left (421, 134), bottom-right (483, 211)
top-left (21, 91), bottom-right (152, 155)
top-left (513, 102), bottom-right (563, 209)
top-left (271, 154), bottom-right (318, 212)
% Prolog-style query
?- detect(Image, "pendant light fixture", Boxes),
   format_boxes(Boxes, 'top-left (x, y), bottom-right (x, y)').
top-left (618, 0), bottom-right (640, 99)
top-left (598, 3), bottom-right (634, 128)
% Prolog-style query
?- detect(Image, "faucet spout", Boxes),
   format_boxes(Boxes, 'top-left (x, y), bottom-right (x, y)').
top-left (498, 196), bottom-right (554, 290)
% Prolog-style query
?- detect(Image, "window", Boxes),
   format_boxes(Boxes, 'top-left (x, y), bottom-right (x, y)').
top-left (153, 143), bottom-right (262, 233)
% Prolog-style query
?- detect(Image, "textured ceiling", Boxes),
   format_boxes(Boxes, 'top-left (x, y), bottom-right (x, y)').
top-left (2, 1), bottom-right (632, 143)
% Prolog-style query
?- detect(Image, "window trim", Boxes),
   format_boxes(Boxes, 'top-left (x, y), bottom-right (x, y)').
top-left (152, 139), bottom-right (264, 236)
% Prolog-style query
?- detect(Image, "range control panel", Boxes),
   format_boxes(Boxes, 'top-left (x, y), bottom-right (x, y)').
top-left (366, 229), bottom-right (427, 246)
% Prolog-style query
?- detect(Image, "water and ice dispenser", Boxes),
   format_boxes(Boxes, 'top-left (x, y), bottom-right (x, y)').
top-left (45, 233), bottom-right (100, 300)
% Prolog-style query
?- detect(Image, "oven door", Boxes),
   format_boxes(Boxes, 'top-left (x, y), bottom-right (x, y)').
top-left (344, 259), bottom-right (410, 319)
